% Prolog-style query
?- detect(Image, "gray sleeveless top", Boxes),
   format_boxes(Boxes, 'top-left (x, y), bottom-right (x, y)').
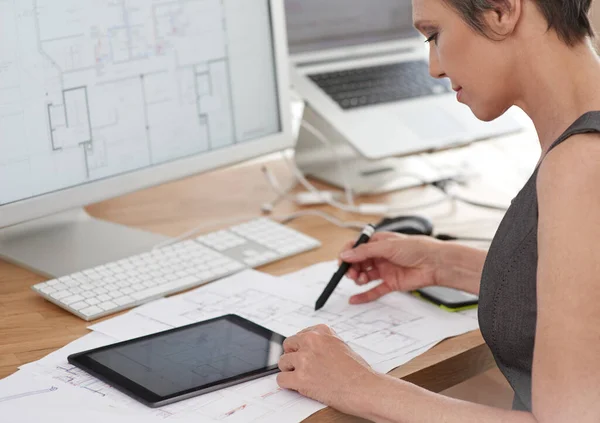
top-left (478, 111), bottom-right (600, 411)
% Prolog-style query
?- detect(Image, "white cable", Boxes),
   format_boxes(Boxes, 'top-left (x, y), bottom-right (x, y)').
top-left (280, 151), bottom-right (453, 215)
top-left (433, 180), bottom-right (508, 212)
top-left (260, 165), bottom-right (297, 213)
top-left (276, 210), bottom-right (367, 231)
top-left (299, 120), bottom-right (355, 206)
top-left (290, 120), bottom-right (458, 214)
top-left (281, 152), bottom-right (356, 212)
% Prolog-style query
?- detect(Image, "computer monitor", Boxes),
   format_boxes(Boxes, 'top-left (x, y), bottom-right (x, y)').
top-left (0, 0), bottom-right (292, 277)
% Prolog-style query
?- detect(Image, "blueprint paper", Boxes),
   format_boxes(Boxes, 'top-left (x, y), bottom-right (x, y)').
top-left (19, 331), bottom-right (310, 422)
top-left (0, 371), bottom-right (163, 423)
top-left (85, 264), bottom-right (477, 421)
top-left (17, 263), bottom-right (478, 423)
top-left (19, 331), bottom-right (117, 372)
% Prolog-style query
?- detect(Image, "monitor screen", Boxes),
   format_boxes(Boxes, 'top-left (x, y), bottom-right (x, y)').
top-left (0, 0), bottom-right (281, 206)
top-left (285, 0), bottom-right (418, 54)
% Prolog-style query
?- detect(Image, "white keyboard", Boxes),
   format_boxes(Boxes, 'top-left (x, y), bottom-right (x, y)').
top-left (32, 218), bottom-right (321, 321)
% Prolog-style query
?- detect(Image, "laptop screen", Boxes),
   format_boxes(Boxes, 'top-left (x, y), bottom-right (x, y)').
top-left (285, 0), bottom-right (418, 54)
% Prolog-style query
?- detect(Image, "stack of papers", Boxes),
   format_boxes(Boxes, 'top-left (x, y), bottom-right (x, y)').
top-left (2, 261), bottom-right (478, 422)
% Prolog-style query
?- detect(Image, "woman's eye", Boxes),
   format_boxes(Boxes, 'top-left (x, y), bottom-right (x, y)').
top-left (425, 33), bottom-right (438, 44)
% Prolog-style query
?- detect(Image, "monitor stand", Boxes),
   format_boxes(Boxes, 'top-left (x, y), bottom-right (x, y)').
top-left (294, 105), bottom-right (462, 195)
top-left (0, 208), bottom-right (169, 278)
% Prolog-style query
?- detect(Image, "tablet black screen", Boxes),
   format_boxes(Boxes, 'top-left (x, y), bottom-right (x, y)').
top-left (69, 315), bottom-right (285, 405)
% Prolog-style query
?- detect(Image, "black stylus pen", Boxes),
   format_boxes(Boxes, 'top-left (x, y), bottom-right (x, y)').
top-left (315, 224), bottom-right (376, 311)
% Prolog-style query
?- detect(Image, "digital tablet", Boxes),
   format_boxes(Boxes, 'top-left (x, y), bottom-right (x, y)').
top-left (68, 314), bottom-right (286, 408)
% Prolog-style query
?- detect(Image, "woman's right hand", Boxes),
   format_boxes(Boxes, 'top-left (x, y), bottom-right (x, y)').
top-left (339, 232), bottom-right (445, 304)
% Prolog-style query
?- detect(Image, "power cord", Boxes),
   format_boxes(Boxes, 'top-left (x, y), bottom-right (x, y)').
top-left (431, 179), bottom-right (509, 212)
top-left (278, 210), bottom-right (367, 231)
top-left (266, 119), bottom-right (508, 216)
top-left (277, 151), bottom-right (453, 215)
top-left (158, 120), bottom-right (504, 249)
top-left (434, 233), bottom-right (493, 242)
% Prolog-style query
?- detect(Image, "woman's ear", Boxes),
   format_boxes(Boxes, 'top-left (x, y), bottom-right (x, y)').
top-left (482, 0), bottom-right (522, 40)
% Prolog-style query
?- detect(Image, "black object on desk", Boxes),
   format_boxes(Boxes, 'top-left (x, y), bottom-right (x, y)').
top-left (315, 224), bottom-right (376, 311)
top-left (68, 314), bottom-right (285, 408)
top-left (374, 215), bottom-right (433, 236)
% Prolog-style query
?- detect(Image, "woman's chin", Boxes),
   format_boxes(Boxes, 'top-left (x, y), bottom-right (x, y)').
top-left (469, 104), bottom-right (505, 122)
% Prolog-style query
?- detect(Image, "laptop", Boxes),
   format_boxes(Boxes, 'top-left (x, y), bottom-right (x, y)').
top-left (285, 0), bottom-right (526, 160)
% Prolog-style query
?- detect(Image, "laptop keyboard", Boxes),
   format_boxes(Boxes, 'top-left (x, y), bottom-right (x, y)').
top-left (308, 60), bottom-right (452, 110)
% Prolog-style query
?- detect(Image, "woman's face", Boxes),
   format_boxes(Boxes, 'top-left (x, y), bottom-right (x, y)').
top-left (412, 0), bottom-right (517, 121)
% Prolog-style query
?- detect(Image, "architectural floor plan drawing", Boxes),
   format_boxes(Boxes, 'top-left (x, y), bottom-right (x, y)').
top-left (17, 263), bottom-right (478, 423)
top-left (89, 264), bottom-right (479, 374)
top-left (0, 0), bottom-right (235, 204)
top-left (0, 384), bottom-right (57, 403)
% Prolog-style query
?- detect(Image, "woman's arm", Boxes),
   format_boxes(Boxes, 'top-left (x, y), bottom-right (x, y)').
top-left (353, 134), bottom-right (600, 423)
top-left (278, 326), bottom-right (537, 423)
top-left (530, 135), bottom-right (600, 422)
top-left (435, 242), bottom-right (487, 295)
top-left (278, 135), bottom-right (600, 423)
top-left (356, 373), bottom-right (535, 423)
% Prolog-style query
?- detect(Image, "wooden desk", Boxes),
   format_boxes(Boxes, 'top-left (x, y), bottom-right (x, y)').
top-left (0, 156), bottom-right (496, 422)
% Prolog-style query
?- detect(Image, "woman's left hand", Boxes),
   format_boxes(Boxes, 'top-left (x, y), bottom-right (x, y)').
top-left (276, 324), bottom-right (380, 416)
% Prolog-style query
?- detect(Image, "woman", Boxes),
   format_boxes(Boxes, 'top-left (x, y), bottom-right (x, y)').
top-left (276, 0), bottom-right (600, 421)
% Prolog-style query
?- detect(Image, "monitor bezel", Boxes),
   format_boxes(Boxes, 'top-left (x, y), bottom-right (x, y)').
top-left (0, 0), bottom-right (292, 228)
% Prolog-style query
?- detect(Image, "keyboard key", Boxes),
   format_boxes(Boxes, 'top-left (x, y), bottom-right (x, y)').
top-left (98, 301), bottom-right (118, 311)
top-left (70, 301), bottom-right (89, 311)
top-left (131, 275), bottom-right (198, 301)
top-left (97, 294), bottom-right (111, 302)
top-left (51, 290), bottom-right (71, 300)
top-left (80, 306), bottom-right (103, 317)
top-left (109, 291), bottom-right (122, 299)
top-left (39, 285), bottom-right (56, 295)
top-left (62, 295), bottom-right (85, 305)
top-left (113, 296), bottom-right (134, 306)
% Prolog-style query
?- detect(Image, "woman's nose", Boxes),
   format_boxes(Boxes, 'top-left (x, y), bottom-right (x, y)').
top-left (428, 48), bottom-right (446, 79)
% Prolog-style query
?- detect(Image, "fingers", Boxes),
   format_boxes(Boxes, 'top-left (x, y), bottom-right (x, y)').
top-left (340, 233), bottom-right (401, 280)
top-left (349, 258), bottom-right (373, 282)
top-left (283, 336), bottom-right (300, 353)
top-left (346, 266), bottom-right (360, 281)
top-left (337, 241), bottom-right (355, 265)
top-left (340, 239), bottom-right (396, 264)
top-left (284, 326), bottom-right (333, 353)
top-left (347, 258), bottom-right (373, 280)
top-left (349, 282), bottom-right (392, 304)
top-left (298, 324), bottom-right (332, 335)
top-left (356, 266), bottom-right (381, 285)
top-left (278, 352), bottom-right (298, 372)
top-left (276, 371), bottom-right (296, 391)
